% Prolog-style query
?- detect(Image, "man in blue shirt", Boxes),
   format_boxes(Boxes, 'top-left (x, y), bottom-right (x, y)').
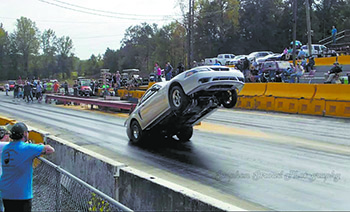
top-left (332, 26), bottom-right (337, 44)
top-left (0, 122), bottom-right (55, 212)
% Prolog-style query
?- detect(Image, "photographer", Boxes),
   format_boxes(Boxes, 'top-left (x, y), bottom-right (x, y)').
top-left (324, 62), bottom-right (342, 84)
top-left (0, 122), bottom-right (54, 212)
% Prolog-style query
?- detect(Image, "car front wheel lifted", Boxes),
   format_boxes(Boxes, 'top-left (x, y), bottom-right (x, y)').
top-left (221, 89), bottom-right (238, 108)
top-left (169, 85), bottom-right (189, 114)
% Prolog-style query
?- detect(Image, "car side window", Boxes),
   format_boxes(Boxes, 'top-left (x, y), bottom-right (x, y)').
top-left (139, 85), bottom-right (160, 104)
top-left (225, 55), bottom-right (230, 58)
top-left (315, 46), bottom-right (320, 51)
top-left (218, 55), bottom-right (223, 58)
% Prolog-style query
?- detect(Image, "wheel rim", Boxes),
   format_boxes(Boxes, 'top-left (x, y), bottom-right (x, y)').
top-left (224, 91), bottom-right (232, 104)
top-left (172, 89), bottom-right (182, 107)
top-left (132, 124), bottom-right (139, 139)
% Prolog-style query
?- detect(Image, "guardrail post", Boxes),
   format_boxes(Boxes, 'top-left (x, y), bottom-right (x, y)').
top-left (113, 167), bottom-right (120, 201)
top-left (55, 167), bottom-right (62, 212)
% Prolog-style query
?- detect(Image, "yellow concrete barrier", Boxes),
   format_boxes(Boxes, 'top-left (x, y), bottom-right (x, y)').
top-left (314, 84), bottom-right (350, 101)
top-left (325, 101), bottom-right (350, 118)
top-left (238, 83), bottom-right (267, 96)
top-left (0, 117), bottom-right (16, 126)
top-left (264, 83), bottom-right (316, 114)
top-left (314, 57), bottom-right (337, 66)
top-left (338, 55), bottom-right (350, 65)
top-left (28, 131), bottom-right (46, 144)
top-left (238, 83), bottom-right (267, 110)
top-left (298, 99), bottom-right (326, 116)
top-left (255, 96), bottom-right (275, 111)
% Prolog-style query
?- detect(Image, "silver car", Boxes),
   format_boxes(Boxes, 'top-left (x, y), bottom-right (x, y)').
top-left (125, 66), bottom-right (245, 143)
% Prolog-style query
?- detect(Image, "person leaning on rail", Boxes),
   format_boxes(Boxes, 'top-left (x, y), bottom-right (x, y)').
top-left (0, 122), bottom-right (55, 212)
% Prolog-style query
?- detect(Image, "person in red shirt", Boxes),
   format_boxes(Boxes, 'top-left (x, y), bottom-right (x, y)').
top-left (53, 82), bottom-right (59, 93)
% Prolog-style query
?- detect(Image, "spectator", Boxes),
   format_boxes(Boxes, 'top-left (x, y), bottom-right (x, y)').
top-left (89, 79), bottom-right (95, 95)
top-left (36, 81), bottom-right (43, 102)
top-left (0, 125), bottom-right (11, 212)
top-left (324, 62), bottom-right (342, 83)
top-left (290, 63), bottom-right (304, 83)
top-left (0, 122), bottom-right (55, 212)
top-left (63, 81), bottom-right (68, 95)
top-left (115, 72), bottom-right (121, 89)
top-left (177, 62), bottom-right (185, 75)
top-left (243, 57), bottom-right (250, 81)
top-left (53, 81), bottom-right (59, 93)
top-left (23, 82), bottom-right (33, 103)
top-left (332, 26), bottom-right (337, 44)
top-left (154, 62), bottom-right (162, 82)
top-left (5, 83), bottom-right (9, 96)
top-left (305, 56), bottom-right (315, 72)
top-left (13, 83), bottom-right (19, 99)
top-left (165, 62), bottom-right (173, 81)
top-left (298, 49), bottom-right (307, 59)
top-left (73, 80), bottom-right (79, 96)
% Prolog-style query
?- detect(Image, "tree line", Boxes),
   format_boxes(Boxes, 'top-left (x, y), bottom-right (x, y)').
top-left (0, 0), bottom-right (349, 81)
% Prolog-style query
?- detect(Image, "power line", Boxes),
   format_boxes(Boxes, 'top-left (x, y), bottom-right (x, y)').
top-left (38, 0), bottom-right (177, 21)
top-left (51, 0), bottom-right (180, 18)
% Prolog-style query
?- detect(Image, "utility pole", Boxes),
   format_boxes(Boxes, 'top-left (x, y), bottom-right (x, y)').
top-left (292, 0), bottom-right (297, 66)
top-left (187, 0), bottom-right (194, 69)
top-left (305, 0), bottom-right (312, 57)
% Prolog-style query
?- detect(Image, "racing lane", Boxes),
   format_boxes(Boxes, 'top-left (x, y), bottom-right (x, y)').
top-left (0, 94), bottom-right (349, 211)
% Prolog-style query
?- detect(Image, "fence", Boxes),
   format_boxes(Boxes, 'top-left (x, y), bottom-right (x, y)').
top-left (33, 157), bottom-right (132, 212)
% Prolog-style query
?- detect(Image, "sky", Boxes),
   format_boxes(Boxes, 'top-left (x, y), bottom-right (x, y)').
top-left (0, 0), bottom-right (183, 59)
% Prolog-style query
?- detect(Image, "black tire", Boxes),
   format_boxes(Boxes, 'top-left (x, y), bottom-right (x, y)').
top-left (169, 85), bottom-right (189, 114)
top-left (177, 126), bottom-right (193, 142)
top-left (221, 89), bottom-right (238, 108)
top-left (130, 120), bottom-right (143, 143)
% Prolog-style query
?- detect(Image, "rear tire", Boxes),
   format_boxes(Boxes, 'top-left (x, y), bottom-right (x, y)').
top-left (130, 120), bottom-right (143, 143)
top-left (221, 89), bottom-right (238, 108)
top-left (169, 85), bottom-right (189, 114)
top-left (177, 126), bottom-right (193, 142)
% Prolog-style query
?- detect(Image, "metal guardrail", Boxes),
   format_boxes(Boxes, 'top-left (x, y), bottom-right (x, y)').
top-left (45, 94), bottom-right (137, 111)
top-left (319, 29), bottom-right (350, 46)
top-left (33, 157), bottom-right (133, 212)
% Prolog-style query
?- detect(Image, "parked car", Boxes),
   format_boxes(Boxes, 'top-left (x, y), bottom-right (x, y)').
top-left (217, 54), bottom-right (235, 65)
top-left (77, 78), bottom-right (92, 96)
top-left (225, 55), bottom-right (249, 67)
top-left (248, 51), bottom-right (274, 61)
top-left (259, 61), bottom-right (294, 82)
top-left (125, 65), bottom-right (245, 143)
top-left (8, 80), bottom-right (16, 91)
top-left (256, 53), bottom-right (284, 64)
top-left (300, 44), bottom-right (337, 57)
top-left (0, 85), bottom-right (4, 91)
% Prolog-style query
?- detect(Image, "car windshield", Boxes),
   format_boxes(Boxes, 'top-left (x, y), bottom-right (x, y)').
top-left (9, 81), bottom-right (15, 85)
top-left (264, 62), bottom-right (277, 69)
top-left (80, 80), bottom-right (90, 86)
top-left (210, 67), bottom-right (230, 71)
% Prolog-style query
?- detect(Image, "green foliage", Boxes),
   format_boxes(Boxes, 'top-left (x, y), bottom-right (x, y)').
top-left (88, 192), bottom-right (110, 212)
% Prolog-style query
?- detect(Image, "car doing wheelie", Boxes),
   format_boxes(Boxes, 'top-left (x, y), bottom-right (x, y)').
top-left (125, 65), bottom-right (245, 143)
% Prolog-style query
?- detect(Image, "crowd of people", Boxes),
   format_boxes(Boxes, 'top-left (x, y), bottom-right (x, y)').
top-left (153, 62), bottom-right (185, 82)
top-left (233, 54), bottom-right (316, 83)
top-left (4, 78), bottom-right (51, 103)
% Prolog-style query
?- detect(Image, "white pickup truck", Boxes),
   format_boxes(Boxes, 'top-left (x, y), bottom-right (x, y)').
top-left (204, 54), bottom-right (235, 65)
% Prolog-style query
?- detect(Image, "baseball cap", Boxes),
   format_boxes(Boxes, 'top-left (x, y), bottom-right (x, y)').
top-left (10, 122), bottom-right (28, 140)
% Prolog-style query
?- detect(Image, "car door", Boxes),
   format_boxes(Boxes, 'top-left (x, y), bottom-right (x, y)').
top-left (138, 84), bottom-right (167, 128)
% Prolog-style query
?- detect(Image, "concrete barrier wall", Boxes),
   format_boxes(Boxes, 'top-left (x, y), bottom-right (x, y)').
top-left (44, 136), bottom-right (244, 211)
top-left (0, 123), bottom-right (244, 211)
top-left (238, 83), bottom-right (350, 118)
